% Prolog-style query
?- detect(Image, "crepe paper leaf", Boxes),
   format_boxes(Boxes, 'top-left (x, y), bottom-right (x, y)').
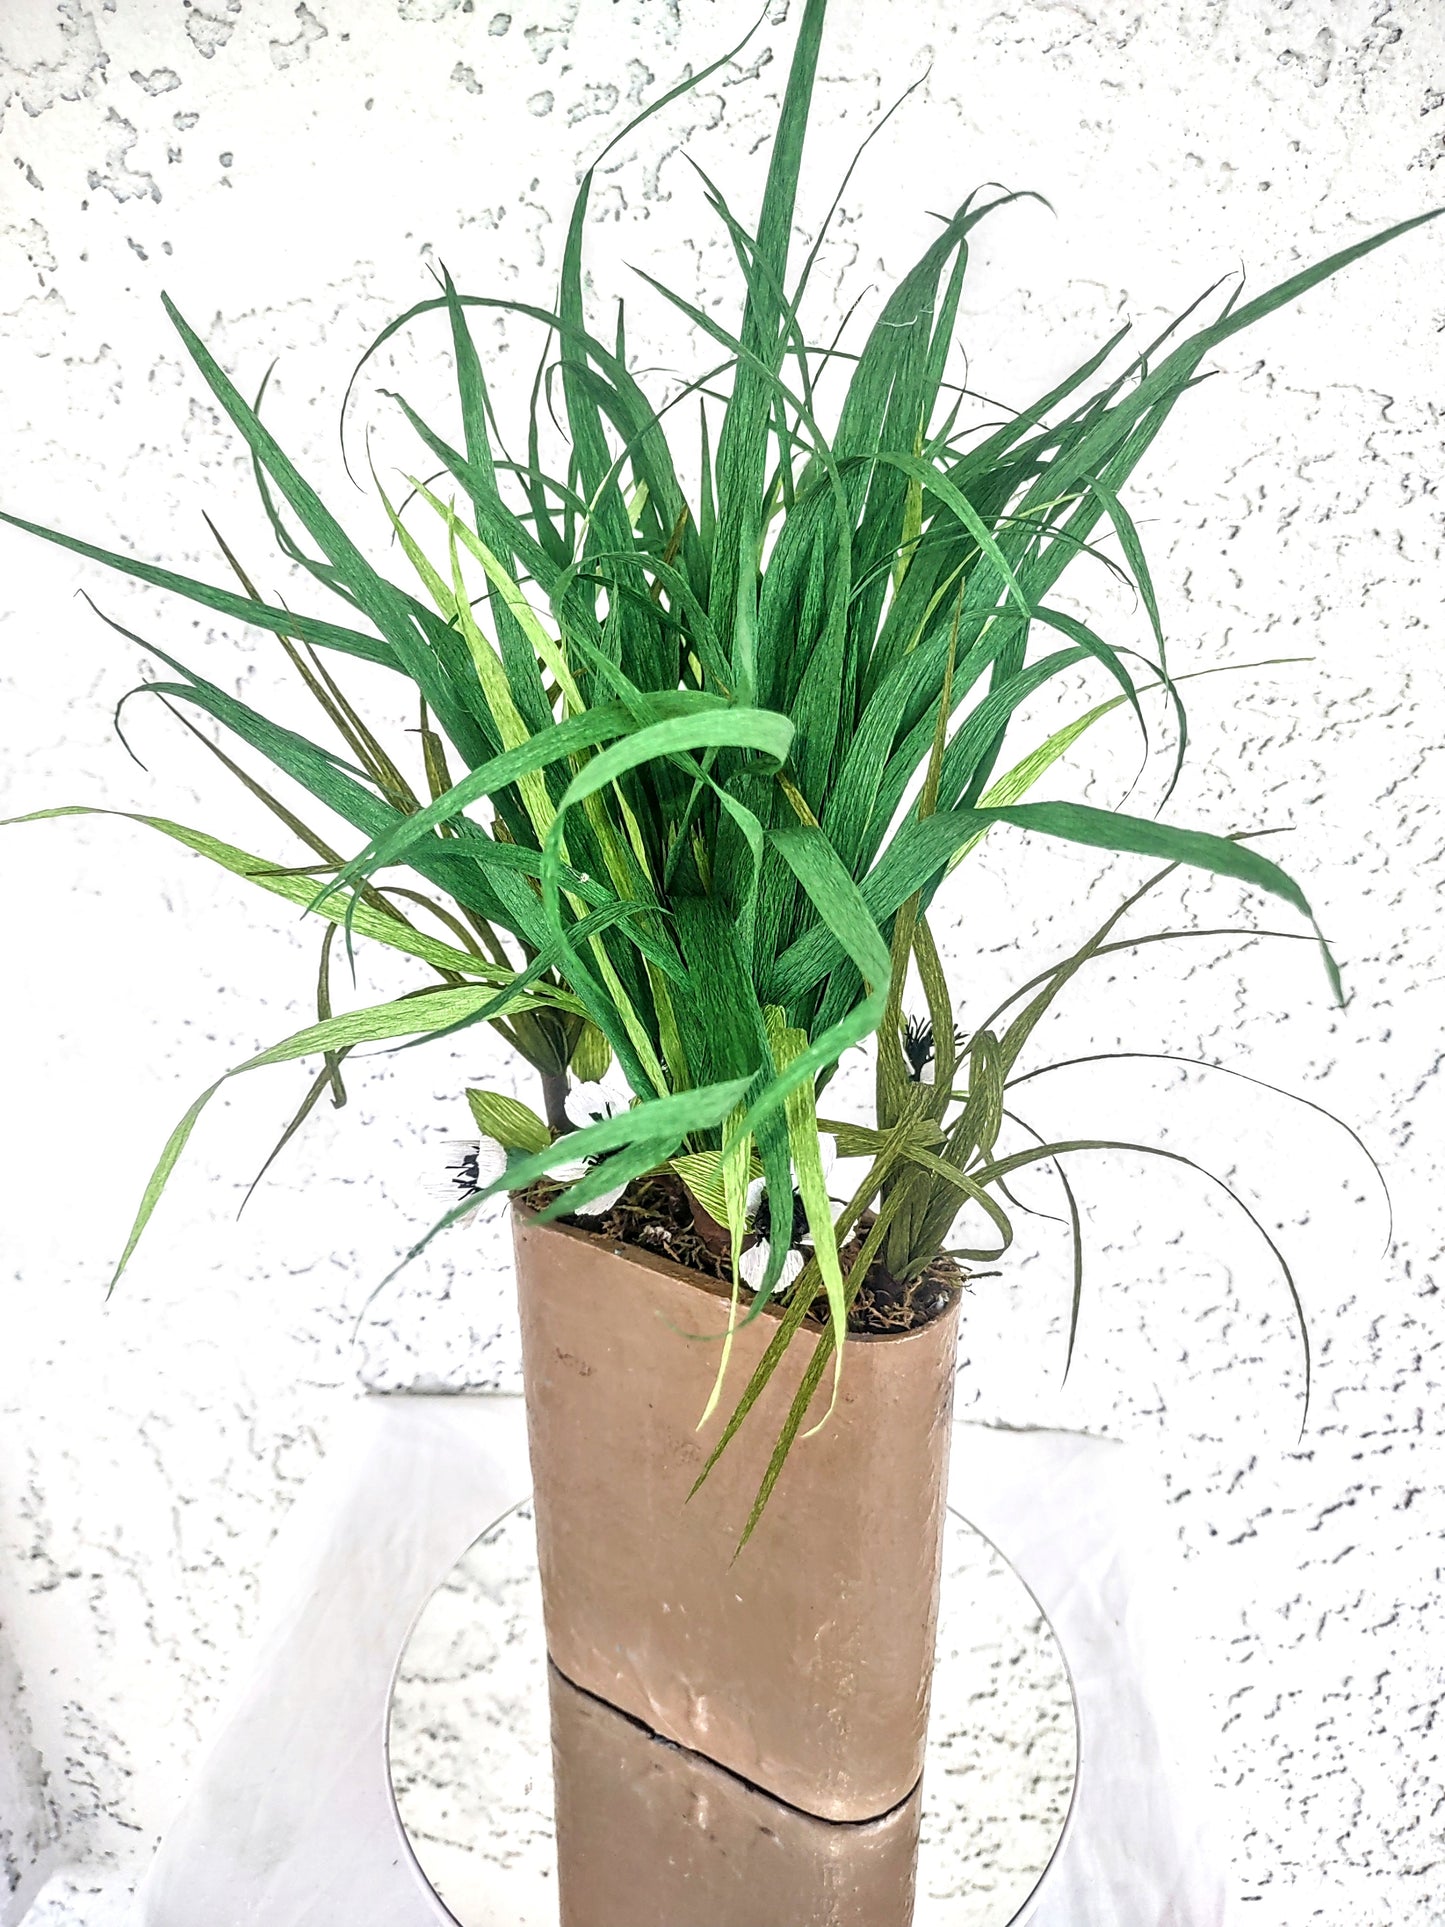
top-left (669, 1151), bottom-right (734, 1229)
top-left (968, 843), bottom-right (1300, 1085)
top-left (323, 691), bottom-right (726, 907)
top-left (1084, 469), bottom-right (1166, 668)
top-left (733, 1181), bottom-right (917, 1551)
top-left (988, 927), bottom-right (1312, 1075)
top-left (76, 600), bottom-right (527, 936)
top-left (1029, 604), bottom-right (1148, 759)
top-left (774, 799), bottom-right (1336, 1015)
top-left (716, 1095), bottom-right (759, 1393)
top-left (201, 511), bottom-right (415, 803)
top-left (408, 477), bottom-right (587, 715)
top-left (818, 1115), bottom-right (945, 1161)
top-left (727, 820), bottom-right (893, 1152)
top-left (666, 896), bottom-right (796, 1317)
top-left (741, 1332), bottom-right (833, 1548)
top-left (315, 919), bottom-right (348, 1109)
top-left (538, 709), bottom-right (793, 965)
top-left (768, 1011), bottom-right (848, 1426)
top-left (875, 1135), bottom-right (1014, 1263)
top-left (386, 896), bottom-right (660, 1059)
top-left (465, 1090), bottom-right (551, 1156)
top-left (571, 1021), bottom-right (614, 1085)
top-left (876, 604), bottom-right (959, 1142)
top-left (692, 1110), bottom-right (925, 1520)
top-left (871, 450), bottom-right (1035, 621)
top-left (160, 299), bottom-right (508, 770)
top-left (531, 1139), bottom-right (676, 1223)
top-left (707, 0), bottom-right (829, 686)
top-left (946, 696), bottom-right (1127, 874)
top-left (912, 916), bottom-right (958, 1111)
top-left (691, 1110), bottom-right (764, 1434)
top-left (954, 1028), bottom-right (1006, 1166)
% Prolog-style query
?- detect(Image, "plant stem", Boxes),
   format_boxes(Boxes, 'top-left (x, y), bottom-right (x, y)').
top-left (541, 1071), bottom-right (572, 1135)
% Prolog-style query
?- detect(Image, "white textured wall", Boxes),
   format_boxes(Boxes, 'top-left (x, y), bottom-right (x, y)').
top-left (1, 1), bottom-right (1442, 1920)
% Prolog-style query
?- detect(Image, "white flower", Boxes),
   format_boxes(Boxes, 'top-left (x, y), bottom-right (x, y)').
top-left (738, 1239), bottom-right (805, 1295)
top-left (549, 1077), bottom-right (632, 1217)
top-left (742, 1139), bottom-right (836, 1229)
top-left (438, 1137), bottom-right (507, 1215)
top-left (549, 1151), bottom-right (627, 1218)
top-left (736, 1140), bottom-right (836, 1298)
top-left (565, 1079), bottom-right (628, 1129)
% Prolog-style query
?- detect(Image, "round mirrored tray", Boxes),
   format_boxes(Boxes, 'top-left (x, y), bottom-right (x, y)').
top-left (388, 1500), bottom-right (1078, 1926)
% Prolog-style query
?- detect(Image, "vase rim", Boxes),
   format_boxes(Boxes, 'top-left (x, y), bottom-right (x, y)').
top-left (511, 1203), bottom-right (962, 1350)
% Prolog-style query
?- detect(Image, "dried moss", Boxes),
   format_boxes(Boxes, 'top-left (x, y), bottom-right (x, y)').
top-left (520, 1174), bottom-right (961, 1334)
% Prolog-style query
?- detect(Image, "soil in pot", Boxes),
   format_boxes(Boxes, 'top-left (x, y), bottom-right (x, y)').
top-left (521, 1169), bottom-right (962, 1335)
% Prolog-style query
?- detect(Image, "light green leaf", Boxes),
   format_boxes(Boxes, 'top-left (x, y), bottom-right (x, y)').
top-left (466, 1089), bottom-right (550, 1155)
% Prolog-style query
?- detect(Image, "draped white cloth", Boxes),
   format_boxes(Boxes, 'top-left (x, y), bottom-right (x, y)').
top-left (132, 1397), bottom-right (1228, 1927)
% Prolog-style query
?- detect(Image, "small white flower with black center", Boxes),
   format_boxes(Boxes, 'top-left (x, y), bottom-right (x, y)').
top-left (564, 1080), bottom-right (627, 1131)
top-left (548, 1078), bottom-right (631, 1216)
top-left (438, 1136), bottom-right (506, 1214)
top-left (736, 1142), bottom-right (836, 1298)
top-left (440, 1078), bottom-right (633, 1221)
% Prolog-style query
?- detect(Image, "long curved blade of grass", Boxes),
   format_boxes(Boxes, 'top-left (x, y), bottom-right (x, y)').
top-left (728, 820), bottom-right (893, 1146)
top-left (1001, 1105), bottom-right (1085, 1375)
top-left (238, 1046), bottom-right (353, 1220)
top-left (162, 299), bottom-right (499, 764)
top-left (1009, 1050), bottom-right (1391, 1252)
top-left (708, 0), bottom-right (828, 685)
top-left (109, 975), bottom-right (598, 1289)
top-left (965, 1135), bottom-right (1313, 1431)
top-left (322, 689), bottom-right (728, 909)
top-left (1, 804), bottom-right (568, 993)
top-left (770, 1013), bottom-right (848, 1411)
top-left (730, 1180), bottom-right (918, 1551)
top-left (670, 898), bottom-right (795, 1307)
top-left (0, 507), bottom-right (397, 668)
top-left (690, 1114), bottom-right (920, 1498)
top-left (980, 926), bottom-right (1311, 1061)
top-left (770, 802), bottom-right (1331, 1013)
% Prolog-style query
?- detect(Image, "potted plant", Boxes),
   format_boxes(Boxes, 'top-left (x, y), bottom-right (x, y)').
top-left (3, 0), bottom-right (1428, 1848)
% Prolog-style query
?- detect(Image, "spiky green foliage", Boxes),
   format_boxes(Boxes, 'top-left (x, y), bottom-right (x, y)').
top-left (3, 0), bottom-right (1426, 1517)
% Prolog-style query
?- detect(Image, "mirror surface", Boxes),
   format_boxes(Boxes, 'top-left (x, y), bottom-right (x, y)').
top-left (390, 1501), bottom-right (1076, 1926)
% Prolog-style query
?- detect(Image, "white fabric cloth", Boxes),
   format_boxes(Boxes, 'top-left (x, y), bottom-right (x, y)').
top-left (130, 1397), bottom-right (1229, 1927)
top-left (135, 1396), bottom-right (530, 1927)
top-left (953, 1428), bottom-right (1229, 1927)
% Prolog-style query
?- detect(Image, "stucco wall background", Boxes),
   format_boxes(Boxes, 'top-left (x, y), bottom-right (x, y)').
top-left (1, 0), bottom-right (1442, 1920)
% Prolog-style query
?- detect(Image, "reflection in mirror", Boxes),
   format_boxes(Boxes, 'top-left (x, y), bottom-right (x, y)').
top-left (389, 1502), bottom-right (1076, 1926)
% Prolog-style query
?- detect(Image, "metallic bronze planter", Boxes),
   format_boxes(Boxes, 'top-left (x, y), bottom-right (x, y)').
top-left (513, 1209), bottom-right (960, 1823)
top-left (549, 1662), bottom-right (922, 1927)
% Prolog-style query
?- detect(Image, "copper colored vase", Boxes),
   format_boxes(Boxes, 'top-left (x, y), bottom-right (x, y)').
top-left (512, 1209), bottom-right (960, 1824)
